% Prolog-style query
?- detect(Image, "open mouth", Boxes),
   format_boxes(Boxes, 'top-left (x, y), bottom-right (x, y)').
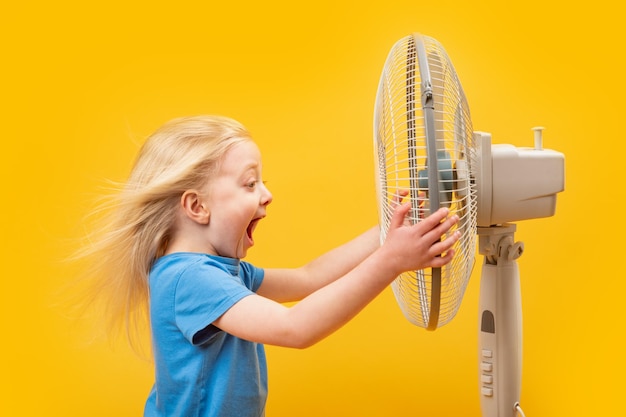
top-left (246, 219), bottom-right (260, 245)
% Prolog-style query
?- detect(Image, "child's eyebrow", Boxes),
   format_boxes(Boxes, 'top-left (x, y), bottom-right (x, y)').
top-left (239, 164), bottom-right (261, 179)
top-left (242, 163), bottom-right (259, 172)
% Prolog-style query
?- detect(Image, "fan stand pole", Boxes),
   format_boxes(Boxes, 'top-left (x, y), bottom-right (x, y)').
top-left (477, 224), bottom-right (524, 417)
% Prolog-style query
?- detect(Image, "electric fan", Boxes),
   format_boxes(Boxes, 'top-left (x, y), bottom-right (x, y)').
top-left (373, 34), bottom-right (565, 417)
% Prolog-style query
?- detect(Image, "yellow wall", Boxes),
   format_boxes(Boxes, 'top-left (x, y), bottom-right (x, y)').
top-left (2, 1), bottom-right (624, 416)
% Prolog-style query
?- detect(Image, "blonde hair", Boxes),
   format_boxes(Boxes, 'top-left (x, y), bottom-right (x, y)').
top-left (75, 115), bottom-right (252, 347)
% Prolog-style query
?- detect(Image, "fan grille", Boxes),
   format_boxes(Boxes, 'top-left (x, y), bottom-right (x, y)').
top-left (374, 34), bottom-right (477, 329)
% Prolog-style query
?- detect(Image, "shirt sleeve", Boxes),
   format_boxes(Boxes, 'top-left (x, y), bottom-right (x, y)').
top-left (174, 261), bottom-right (254, 345)
top-left (240, 261), bottom-right (265, 292)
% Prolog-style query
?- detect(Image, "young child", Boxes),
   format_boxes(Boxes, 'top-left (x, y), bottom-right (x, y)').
top-left (80, 115), bottom-right (460, 417)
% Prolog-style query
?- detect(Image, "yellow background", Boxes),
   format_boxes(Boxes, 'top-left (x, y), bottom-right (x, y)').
top-left (2, 1), bottom-right (624, 416)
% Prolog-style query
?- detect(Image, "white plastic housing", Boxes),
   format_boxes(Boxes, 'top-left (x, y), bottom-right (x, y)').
top-left (475, 132), bottom-right (565, 227)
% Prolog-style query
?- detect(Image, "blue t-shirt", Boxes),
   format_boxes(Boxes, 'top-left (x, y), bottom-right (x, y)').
top-left (144, 252), bottom-right (267, 417)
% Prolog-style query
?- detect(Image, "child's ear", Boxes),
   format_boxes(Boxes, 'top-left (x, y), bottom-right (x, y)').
top-left (181, 190), bottom-right (210, 224)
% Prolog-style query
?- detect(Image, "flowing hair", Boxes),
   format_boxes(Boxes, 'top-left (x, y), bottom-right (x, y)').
top-left (73, 115), bottom-right (252, 349)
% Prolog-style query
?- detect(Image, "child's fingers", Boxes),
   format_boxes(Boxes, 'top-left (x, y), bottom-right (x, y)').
top-left (431, 226), bottom-right (461, 254)
top-left (430, 219), bottom-right (459, 247)
top-left (389, 202), bottom-right (411, 229)
top-left (419, 209), bottom-right (459, 249)
top-left (419, 207), bottom-right (451, 230)
top-left (430, 248), bottom-right (456, 267)
top-left (391, 189), bottom-right (409, 207)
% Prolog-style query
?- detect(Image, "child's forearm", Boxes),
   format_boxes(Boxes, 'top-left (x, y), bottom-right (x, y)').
top-left (301, 225), bottom-right (380, 285)
top-left (259, 226), bottom-right (380, 303)
top-left (283, 245), bottom-right (399, 348)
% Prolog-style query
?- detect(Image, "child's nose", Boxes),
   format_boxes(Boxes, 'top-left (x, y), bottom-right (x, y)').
top-left (261, 183), bottom-right (273, 206)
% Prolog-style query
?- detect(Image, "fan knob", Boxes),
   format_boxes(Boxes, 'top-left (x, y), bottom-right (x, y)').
top-left (532, 126), bottom-right (544, 150)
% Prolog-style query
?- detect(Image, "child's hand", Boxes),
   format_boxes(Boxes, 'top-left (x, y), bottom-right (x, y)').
top-left (382, 202), bottom-right (460, 275)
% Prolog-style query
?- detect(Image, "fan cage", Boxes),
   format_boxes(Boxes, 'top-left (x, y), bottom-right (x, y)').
top-left (374, 34), bottom-right (478, 329)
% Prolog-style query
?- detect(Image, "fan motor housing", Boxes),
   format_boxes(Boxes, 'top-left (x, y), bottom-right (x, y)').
top-left (475, 132), bottom-right (565, 227)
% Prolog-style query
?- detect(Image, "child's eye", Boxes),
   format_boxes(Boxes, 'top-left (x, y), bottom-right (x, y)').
top-left (246, 181), bottom-right (257, 189)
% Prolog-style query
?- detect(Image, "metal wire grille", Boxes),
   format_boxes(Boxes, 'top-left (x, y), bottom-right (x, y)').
top-left (374, 34), bottom-right (477, 329)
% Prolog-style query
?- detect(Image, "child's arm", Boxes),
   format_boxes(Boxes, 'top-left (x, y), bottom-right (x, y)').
top-left (213, 203), bottom-right (459, 349)
top-left (258, 189), bottom-right (409, 303)
top-left (256, 225), bottom-right (380, 303)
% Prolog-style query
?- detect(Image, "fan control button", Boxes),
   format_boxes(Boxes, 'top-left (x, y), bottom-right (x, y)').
top-left (481, 361), bottom-right (493, 372)
top-left (481, 374), bottom-right (493, 384)
top-left (482, 349), bottom-right (493, 358)
top-left (481, 387), bottom-right (494, 397)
